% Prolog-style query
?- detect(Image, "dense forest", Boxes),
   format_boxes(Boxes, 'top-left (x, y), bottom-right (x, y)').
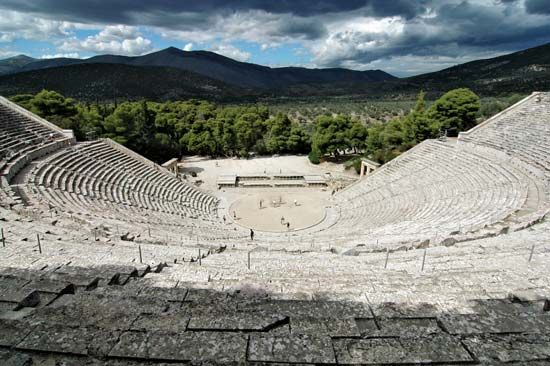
top-left (10, 90), bottom-right (524, 170)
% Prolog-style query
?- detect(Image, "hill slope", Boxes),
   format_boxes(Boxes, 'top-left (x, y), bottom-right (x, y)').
top-left (401, 42), bottom-right (550, 97)
top-left (0, 55), bottom-right (37, 75)
top-left (0, 63), bottom-right (249, 101)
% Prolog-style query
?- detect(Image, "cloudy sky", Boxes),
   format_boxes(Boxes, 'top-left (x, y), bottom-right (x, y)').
top-left (0, 0), bottom-right (549, 76)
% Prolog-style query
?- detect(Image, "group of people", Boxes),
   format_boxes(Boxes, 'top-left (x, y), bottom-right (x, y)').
top-left (280, 216), bottom-right (291, 230)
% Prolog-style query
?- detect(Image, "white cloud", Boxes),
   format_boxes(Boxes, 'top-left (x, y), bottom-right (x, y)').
top-left (0, 48), bottom-right (19, 58)
top-left (260, 42), bottom-right (280, 51)
top-left (0, 33), bottom-right (14, 42)
top-left (59, 25), bottom-right (153, 56)
top-left (0, 10), bottom-right (82, 42)
top-left (310, 16), bottom-right (406, 68)
top-left (210, 44), bottom-right (251, 62)
top-left (183, 42), bottom-right (194, 51)
top-left (40, 52), bottom-right (80, 59)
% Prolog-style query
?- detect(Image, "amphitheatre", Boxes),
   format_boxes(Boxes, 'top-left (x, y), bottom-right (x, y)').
top-left (0, 92), bottom-right (549, 364)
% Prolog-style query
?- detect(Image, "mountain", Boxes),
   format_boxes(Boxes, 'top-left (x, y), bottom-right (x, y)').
top-left (1, 43), bottom-right (549, 100)
top-left (8, 47), bottom-right (396, 89)
top-left (399, 42), bottom-right (550, 97)
top-left (0, 55), bottom-right (37, 75)
top-left (0, 63), bottom-right (249, 101)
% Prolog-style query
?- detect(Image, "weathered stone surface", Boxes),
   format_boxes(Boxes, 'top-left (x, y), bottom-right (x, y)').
top-left (333, 337), bottom-right (407, 364)
top-left (248, 334), bottom-right (335, 363)
top-left (148, 331), bottom-right (247, 362)
top-left (400, 334), bottom-right (473, 363)
top-left (138, 286), bottom-right (188, 302)
top-left (376, 318), bottom-right (441, 337)
top-left (16, 324), bottom-right (118, 356)
top-left (0, 277), bottom-right (30, 294)
top-left (184, 288), bottom-right (230, 304)
top-left (1, 352), bottom-right (33, 366)
top-left (440, 313), bottom-right (533, 335)
top-left (0, 319), bottom-right (34, 347)
top-left (0, 277), bottom-right (36, 307)
top-left (239, 299), bottom-right (372, 318)
top-left (334, 335), bottom-right (472, 364)
top-left (290, 316), bottom-right (360, 337)
top-left (188, 312), bottom-right (287, 332)
top-left (0, 301), bottom-right (16, 314)
top-left (108, 331), bottom-right (148, 359)
top-left (354, 317), bottom-right (379, 335)
top-left (110, 330), bottom-right (247, 362)
top-left (22, 278), bottom-right (74, 294)
top-left (25, 293), bottom-right (154, 330)
top-left (44, 272), bottom-right (99, 290)
top-left (463, 334), bottom-right (550, 363)
top-left (131, 312), bottom-right (190, 333)
top-left (370, 302), bottom-right (440, 318)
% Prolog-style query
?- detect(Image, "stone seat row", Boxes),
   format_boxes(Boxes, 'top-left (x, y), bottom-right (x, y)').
top-left (458, 92), bottom-right (550, 174)
top-left (158, 219), bottom-right (550, 303)
top-left (305, 140), bottom-right (535, 246)
top-left (26, 141), bottom-right (220, 223)
top-left (44, 141), bottom-right (216, 212)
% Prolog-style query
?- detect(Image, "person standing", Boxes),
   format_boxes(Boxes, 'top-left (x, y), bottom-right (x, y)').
top-left (250, 229), bottom-right (254, 240)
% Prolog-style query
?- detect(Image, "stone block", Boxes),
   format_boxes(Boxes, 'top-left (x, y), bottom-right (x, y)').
top-left (147, 331), bottom-right (247, 362)
top-left (333, 337), bottom-right (406, 364)
top-left (290, 317), bottom-right (361, 337)
top-left (463, 334), bottom-right (550, 363)
top-left (248, 334), bottom-right (335, 363)
top-left (188, 313), bottom-right (288, 332)
top-left (110, 330), bottom-right (247, 362)
top-left (376, 318), bottom-right (441, 337)
top-left (440, 313), bottom-right (532, 335)
top-left (16, 324), bottom-right (118, 357)
top-left (334, 335), bottom-right (472, 364)
top-left (400, 334), bottom-right (473, 363)
top-left (0, 319), bottom-right (34, 347)
top-left (131, 312), bottom-right (190, 333)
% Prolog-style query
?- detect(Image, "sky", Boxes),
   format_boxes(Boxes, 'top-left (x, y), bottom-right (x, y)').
top-left (0, 0), bottom-right (549, 77)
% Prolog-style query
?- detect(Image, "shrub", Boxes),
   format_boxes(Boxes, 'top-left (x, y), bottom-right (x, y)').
top-left (344, 157), bottom-right (362, 174)
top-left (308, 149), bottom-right (321, 164)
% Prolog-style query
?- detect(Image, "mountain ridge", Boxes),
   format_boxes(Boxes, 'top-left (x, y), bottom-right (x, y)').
top-left (3, 47), bottom-right (396, 89)
top-left (0, 42), bottom-right (549, 100)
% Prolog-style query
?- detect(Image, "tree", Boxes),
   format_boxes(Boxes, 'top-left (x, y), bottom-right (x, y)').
top-left (311, 115), bottom-right (353, 157)
top-left (103, 102), bottom-right (137, 145)
top-left (347, 120), bottom-right (368, 153)
top-left (265, 113), bottom-right (292, 154)
top-left (132, 101), bottom-right (156, 156)
top-left (402, 90), bottom-right (435, 144)
top-left (234, 112), bottom-right (265, 156)
top-left (12, 89), bottom-right (84, 138)
top-left (287, 124), bottom-right (310, 153)
top-left (264, 113), bottom-right (310, 154)
top-left (428, 88), bottom-right (480, 136)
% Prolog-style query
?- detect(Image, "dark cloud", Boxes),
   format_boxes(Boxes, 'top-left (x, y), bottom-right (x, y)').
top-left (315, 0), bottom-right (550, 71)
top-left (0, 0), bottom-right (431, 24)
top-left (277, 18), bottom-right (326, 40)
top-left (525, 0), bottom-right (550, 14)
